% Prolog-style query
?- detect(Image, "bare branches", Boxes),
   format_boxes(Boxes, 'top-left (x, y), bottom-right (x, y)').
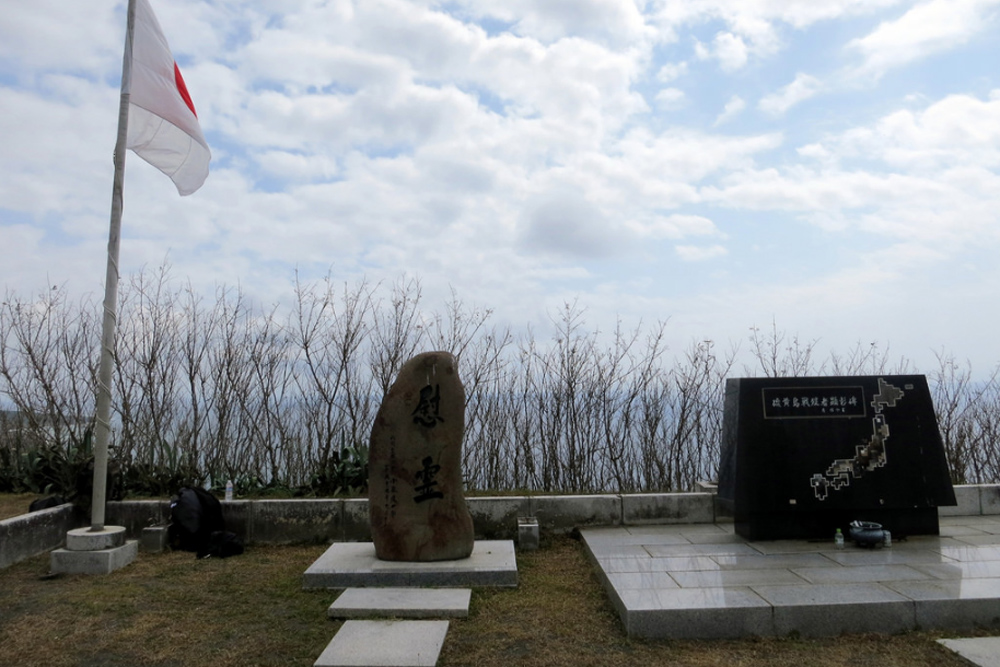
top-left (1, 271), bottom-right (998, 496)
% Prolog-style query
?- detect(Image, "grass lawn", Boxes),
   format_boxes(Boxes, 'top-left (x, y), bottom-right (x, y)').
top-left (0, 493), bottom-right (44, 521)
top-left (0, 528), bottom-right (992, 667)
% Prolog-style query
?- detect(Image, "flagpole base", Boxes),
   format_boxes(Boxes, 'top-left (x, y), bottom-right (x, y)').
top-left (50, 526), bottom-right (137, 575)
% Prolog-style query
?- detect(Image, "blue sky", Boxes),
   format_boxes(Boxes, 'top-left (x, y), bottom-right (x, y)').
top-left (2, 0), bottom-right (1000, 375)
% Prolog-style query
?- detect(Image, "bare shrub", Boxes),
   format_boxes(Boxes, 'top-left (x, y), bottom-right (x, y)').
top-left (2, 270), bottom-right (999, 497)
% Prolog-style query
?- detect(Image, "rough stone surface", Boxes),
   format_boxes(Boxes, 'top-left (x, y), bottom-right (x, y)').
top-left (220, 500), bottom-right (254, 542)
top-left (105, 500), bottom-right (170, 536)
top-left (530, 494), bottom-right (622, 532)
top-left (467, 496), bottom-right (530, 540)
top-left (140, 526), bottom-right (170, 553)
top-left (939, 485), bottom-right (982, 517)
top-left (342, 499), bottom-right (372, 543)
top-left (314, 620), bottom-right (449, 667)
top-left (252, 499), bottom-right (341, 544)
top-left (622, 493), bottom-right (715, 525)
top-left (981, 486), bottom-right (1000, 516)
top-left (368, 351), bottom-right (474, 562)
top-left (0, 503), bottom-right (79, 570)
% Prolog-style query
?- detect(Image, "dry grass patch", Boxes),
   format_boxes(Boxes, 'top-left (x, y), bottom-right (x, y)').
top-left (0, 529), bottom-right (994, 667)
top-left (0, 545), bottom-right (336, 667)
top-left (0, 493), bottom-right (43, 521)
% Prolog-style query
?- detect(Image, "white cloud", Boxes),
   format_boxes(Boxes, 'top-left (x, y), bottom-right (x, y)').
top-left (759, 73), bottom-right (823, 115)
top-left (656, 61), bottom-right (688, 83)
top-left (713, 32), bottom-right (749, 71)
top-left (714, 95), bottom-right (746, 125)
top-left (0, 2), bottom-right (120, 73)
top-left (4, 0), bottom-right (1000, 380)
top-left (813, 91), bottom-right (1000, 170)
top-left (517, 186), bottom-right (624, 259)
top-left (846, 0), bottom-right (1000, 81)
top-left (694, 31), bottom-right (750, 72)
top-left (675, 244), bottom-right (728, 261)
top-left (634, 214), bottom-right (722, 240)
top-left (447, 0), bottom-right (651, 46)
top-left (655, 87), bottom-right (686, 110)
top-left (651, 0), bottom-right (904, 33)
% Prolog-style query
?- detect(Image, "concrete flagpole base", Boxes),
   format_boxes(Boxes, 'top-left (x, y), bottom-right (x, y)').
top-left (50, 526), bottom-right (138, 575)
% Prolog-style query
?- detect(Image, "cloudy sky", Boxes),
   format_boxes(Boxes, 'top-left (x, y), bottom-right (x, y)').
top-left (2, 0), bottom-right (1000, 375)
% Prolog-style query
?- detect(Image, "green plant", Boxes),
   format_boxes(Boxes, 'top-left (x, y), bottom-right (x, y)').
top-left (12, 430), bottom-right (96, 506)
top-left (298, 439), bottom-right (369, 497)
top-left (118, 441), bottom-right (201, 497)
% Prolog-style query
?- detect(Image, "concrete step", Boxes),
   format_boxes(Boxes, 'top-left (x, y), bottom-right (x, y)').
top-left (303, 540), bottom-right (517, 589)
top-left (938, 638), bottom-right (1000, 667)
top-left (328, 587), bottom-right (471, 619)
top-left (314, 620), bottom-right (449, 667)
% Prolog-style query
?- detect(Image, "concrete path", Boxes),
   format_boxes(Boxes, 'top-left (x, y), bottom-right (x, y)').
top-left (328, 587), bottom-right (471, 619)
top-left (938, 638), bottom-right (1000, 667)
top-left (307, 541), bottom-right (509, 665)
top-left (314, 620), bottom-right (450, 667)
top-left (581, 516), bottom-right (1000, 640)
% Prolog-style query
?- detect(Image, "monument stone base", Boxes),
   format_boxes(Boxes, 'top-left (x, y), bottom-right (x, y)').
top-left (50, 525), bottom-right (138, 575)
top-left (730, 505), bottom-right (941, 541)
top-left (303, 540), bottom-right (517, 589)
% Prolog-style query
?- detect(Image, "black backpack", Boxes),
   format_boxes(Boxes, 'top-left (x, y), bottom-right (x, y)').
top-left (169, 487), bottom-right (243, 558)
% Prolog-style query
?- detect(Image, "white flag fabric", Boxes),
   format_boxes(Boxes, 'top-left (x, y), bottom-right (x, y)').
top-left (127, 0), bottom-right (210, 195)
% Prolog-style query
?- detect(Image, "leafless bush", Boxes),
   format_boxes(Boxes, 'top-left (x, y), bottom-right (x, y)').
top-left (2, 268), bottom-right (999, 496)
top-left (0, 287), bottom-right (98, 451)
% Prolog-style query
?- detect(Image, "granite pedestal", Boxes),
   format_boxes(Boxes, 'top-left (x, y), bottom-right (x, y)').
top-left (303, 540), bottom-right (517, 589)
top-left (50, 525), bottom-right (137, 575)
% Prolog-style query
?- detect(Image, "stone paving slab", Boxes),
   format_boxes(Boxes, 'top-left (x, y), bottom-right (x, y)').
top-left (303, 540), bottom-right (516, 589)
top-left (328, 587), bottom-right (471, 619)
top-left (938, 637), bottom-right (1000, 667)
top-left (581, 517), bottom-right (1000, 640)
top-left (314, 620), bottom-right (449, 667)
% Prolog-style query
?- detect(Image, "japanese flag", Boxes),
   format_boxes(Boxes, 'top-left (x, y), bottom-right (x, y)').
top-left (127, 0), bottom-right (210, 196)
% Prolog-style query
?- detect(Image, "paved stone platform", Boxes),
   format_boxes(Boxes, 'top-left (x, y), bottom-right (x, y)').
top-left (328, 587), bottom-right (471, 619)
top-left (303, 540), bottom-right (517, 589)
top-left (314, 620), bottom-right (449, 667)
top-left (581, 516), bottom-right (1000, 639)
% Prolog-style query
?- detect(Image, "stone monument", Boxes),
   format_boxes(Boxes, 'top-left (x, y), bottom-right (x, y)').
top-left (368, 351), bottom-right (474, 561)
top-left (718, 374), bottom-right (956, 540)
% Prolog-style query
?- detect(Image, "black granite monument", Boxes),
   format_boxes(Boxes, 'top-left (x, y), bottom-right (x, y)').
top-left (718, 375), bottom-right (956, 540)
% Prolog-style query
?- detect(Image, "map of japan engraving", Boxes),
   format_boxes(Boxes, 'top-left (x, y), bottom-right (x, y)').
top-left (762, 378), bottom-right (909, 502)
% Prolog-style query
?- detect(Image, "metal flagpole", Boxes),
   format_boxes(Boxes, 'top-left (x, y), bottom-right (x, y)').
top-left (90, 0), bottom-right (136, 532)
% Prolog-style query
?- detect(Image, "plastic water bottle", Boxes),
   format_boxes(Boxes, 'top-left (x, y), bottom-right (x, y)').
top-left (835, 528), bottom-right (845, 549)
top-left (883, 530), bottom-right (892, 548)
top-left (225, 480), bottom-right (234, 502)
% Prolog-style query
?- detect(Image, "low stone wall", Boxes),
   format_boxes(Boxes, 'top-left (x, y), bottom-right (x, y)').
top-left (100, 492), bottom-right (717, 544)
top-left (0, 503), bottom-right (81, 569)
top-left (3, 486), bottom-right (998, 566)
top-left (939, 484), bottom-right (1000, 516)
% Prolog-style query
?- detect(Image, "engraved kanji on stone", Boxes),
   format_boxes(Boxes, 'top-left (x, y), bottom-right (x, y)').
top-left (413, 456), bottom-right (444, 503)
top-left (412, 384), bottom-right (444, 428)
